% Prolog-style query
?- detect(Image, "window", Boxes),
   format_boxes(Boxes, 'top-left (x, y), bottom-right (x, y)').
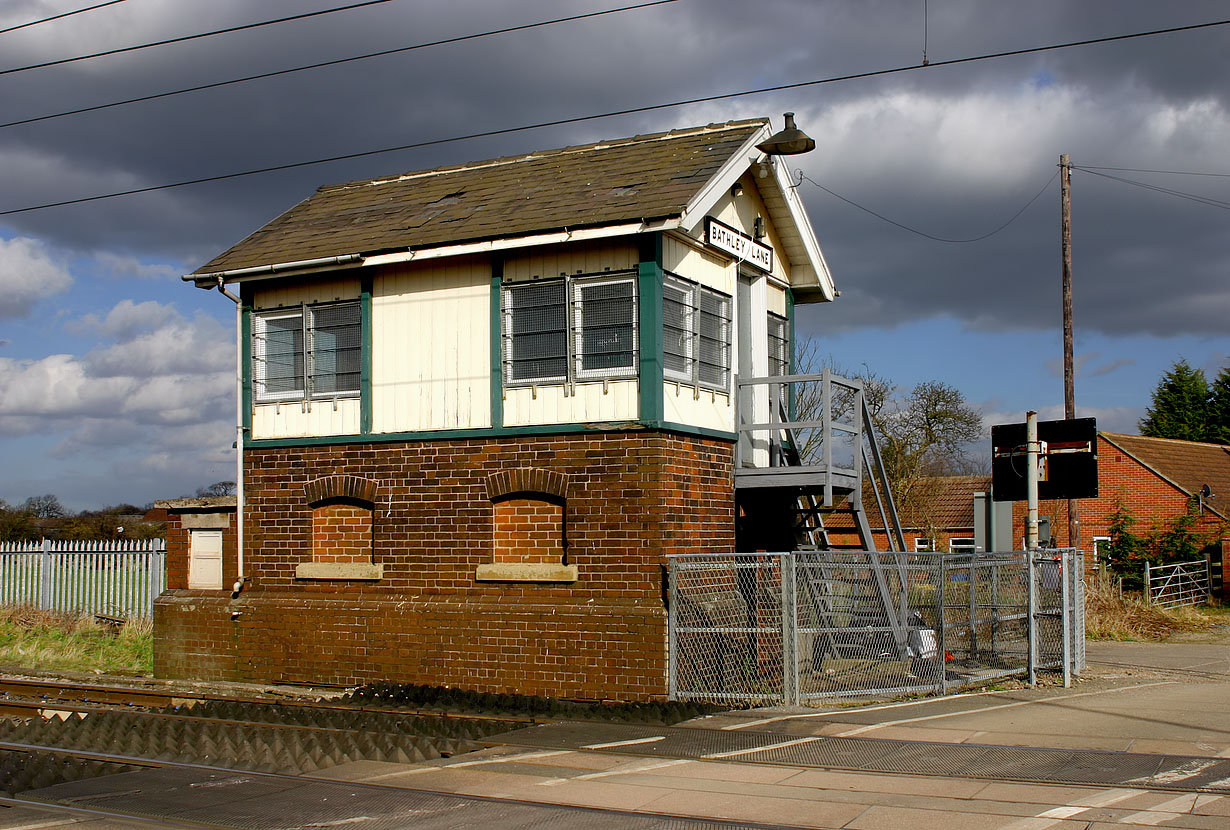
top-left (253, 302), bottom-right (360, 402)
top-left (767, 313), bottom-right (789, 378)
top-left (662, 275), bottom-right (732, 391)
top-left (949, 537), bottom-right (976, 553)
top-left (914, 537), bottom-right (934, 552)
top-left (503, 273), bottom-right (637, 385)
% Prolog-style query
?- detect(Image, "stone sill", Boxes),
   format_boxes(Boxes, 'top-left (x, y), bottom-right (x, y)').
top-left (295, 562), bottom-right (383, 581)
top-left (475, 563), bottom-right (578, 583)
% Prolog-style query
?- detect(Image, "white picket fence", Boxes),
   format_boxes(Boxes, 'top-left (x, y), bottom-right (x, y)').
top-left (0, 538), bottom-right (166, 619)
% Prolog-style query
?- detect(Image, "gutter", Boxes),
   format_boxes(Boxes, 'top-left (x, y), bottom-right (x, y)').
top-left (185, 253), bottom-right (363, 288)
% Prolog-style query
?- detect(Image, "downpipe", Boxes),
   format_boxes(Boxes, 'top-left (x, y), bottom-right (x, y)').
top-left (215, 277), bottom-right (246, 608)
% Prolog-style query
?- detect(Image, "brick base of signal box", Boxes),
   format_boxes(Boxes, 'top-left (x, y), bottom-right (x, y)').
top-left (154, 429), bottom-right (734, 700)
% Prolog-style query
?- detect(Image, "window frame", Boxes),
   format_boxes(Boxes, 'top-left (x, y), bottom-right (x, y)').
top-left (661, 273), bottom-right (732, 393)
top-left (252, 300), bottom-right (361, 404)
top-left (502, 271), bottom-right (638, 387)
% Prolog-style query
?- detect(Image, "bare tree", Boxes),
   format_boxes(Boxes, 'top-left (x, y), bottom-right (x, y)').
top-left (195, 481), bottom-right (236, 497)
top-left (20, 493), bottom-right (66, 518)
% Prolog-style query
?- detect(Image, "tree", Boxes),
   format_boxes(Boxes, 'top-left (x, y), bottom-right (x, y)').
top-left (1208, 365), bottom-right (1230, 446)
top-left (196, 481), bottom-right (236, 497)
top-left (0, 499), bottom-right (37, 542)
top-left (1103, 495), bottom-right (1213, 591)
top-left (20, 493), bottom-right (66, 518)
top-left (1139, 360), bottom-right (1212, 442)
top-left (794, 345), bottom-right (984, 530)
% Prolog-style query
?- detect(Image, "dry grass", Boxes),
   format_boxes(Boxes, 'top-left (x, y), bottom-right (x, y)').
top-left (1084, 580), bottom-right (1221, 641)
top-left (0, 606), bottom-right (153, 676)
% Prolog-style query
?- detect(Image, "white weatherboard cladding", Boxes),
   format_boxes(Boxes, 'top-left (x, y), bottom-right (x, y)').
top-left (372, 257), bottom-right (490, 432)
top-left (664, 383), bottom-right (732, 432)
top-left (503, 380), bottom-right (638, 426)
top-left (502, 240), bottom-right (637, 283)
top-left (252, 277), bottom-right (361, 309)
top-left (706, 178), bottom-right (792, 287)
top-left (767, 283), bottom-right (787, 316)
top-left (252, 397), bottom-right (360, 439)
top-left (663, 236), bottom-right (732, 294)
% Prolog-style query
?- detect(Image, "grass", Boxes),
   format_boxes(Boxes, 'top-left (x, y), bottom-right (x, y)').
top-left (0, 606), bottom-right (153, 677)
top-left (1084, 580), bottom-right (1227, 641)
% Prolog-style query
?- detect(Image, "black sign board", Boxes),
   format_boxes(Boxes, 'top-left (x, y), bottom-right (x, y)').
top-left (991, 417), bottom-right (1098, 502)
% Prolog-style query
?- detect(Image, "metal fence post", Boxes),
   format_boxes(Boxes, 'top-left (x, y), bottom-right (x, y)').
top-left (1144, 561), bottom-right (1152, 604)
top-left (1061, 550), bottom-right (1072, 688)
top-left (782, 553), bottom-right (799, 706)
top-left (39, 538), bottom-right (52, 611)
top-left (667, 557), bottom-right (678, 700)
top-left (1027, 551), bottom-right (1038, 687)
top-left (937, 555), bottom-right (948, 695)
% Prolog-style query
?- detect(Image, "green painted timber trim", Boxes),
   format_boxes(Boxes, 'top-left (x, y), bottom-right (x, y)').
top-left (360, 276), bottom-right (373, 434)
top-left (490, 256), bottom-right (504, 430)
top-left (637, 232), bottom-right (664, 423)
top-left (246, 418), bottom-right (736, 450)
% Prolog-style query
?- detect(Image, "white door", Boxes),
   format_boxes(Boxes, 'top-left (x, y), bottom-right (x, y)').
top-left (188, 530), bottom-right (224, 590)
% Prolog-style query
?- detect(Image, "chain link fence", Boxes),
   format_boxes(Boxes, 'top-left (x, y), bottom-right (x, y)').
top-left (668, 550), bottom-right (1084, 704)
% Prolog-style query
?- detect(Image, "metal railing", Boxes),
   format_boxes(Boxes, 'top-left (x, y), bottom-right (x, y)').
top-left (0, 538), bottom-right (166, 619)
top-left (668, 549), bottom-right (1084, 704)
top-left (1145, 559), bottom-right (1211, 609)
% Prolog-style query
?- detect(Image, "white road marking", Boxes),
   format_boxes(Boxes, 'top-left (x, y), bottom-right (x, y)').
top-left (582, 735), bottom-right (667, 749)
top-left (363, 749), bottom-right (575, 777)
top-left (538, 758), bottom-right (692, 786)
top-left (701, 736), bottom-right (822, 759)
top-left (999, 788), bottom-right (1142, 830)
top-left (831, 681), bottom-right (1177, 736)
top-left (719, 691), bottom-right (1008, 730)
top-left (1112, 793), bottom-right (1197, 826)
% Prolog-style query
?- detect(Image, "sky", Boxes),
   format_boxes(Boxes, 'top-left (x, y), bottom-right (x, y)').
top-left (0, 0), bottom-right (1227, 512)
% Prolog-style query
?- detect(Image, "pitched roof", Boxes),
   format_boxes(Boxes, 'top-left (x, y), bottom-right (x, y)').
top-left (194, 120), bottom-right (769, 275)
top-left (1099, 432), bottom-right (1230, 519)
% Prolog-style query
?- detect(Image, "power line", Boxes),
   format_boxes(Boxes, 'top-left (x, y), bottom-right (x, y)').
top-left (1071, 165), bottom-right (1230, 178)
top-left (798, 170), bottom-right (1058, 243)
top-left (1071, 167), bottom-right (1230, 210)
top-left (0, 0), bottom-right (681, 131)
top-left (0, 0), bottom-right (392, 77)
top-left (3, 16), bottom-right (1228, 217)
top-left (0, 0), bottom-right (130, 36)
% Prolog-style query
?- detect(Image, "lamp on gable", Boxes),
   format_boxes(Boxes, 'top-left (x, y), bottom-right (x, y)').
top-left (756, 112), bottom-right (816, 156)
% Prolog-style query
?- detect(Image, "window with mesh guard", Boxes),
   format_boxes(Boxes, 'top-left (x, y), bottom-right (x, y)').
top-left (252, 301), bottom-right (360, 401)
top-left (502, 273), bottom-right (637, 385)
top-left (662, 274), bottom-right (732, 392)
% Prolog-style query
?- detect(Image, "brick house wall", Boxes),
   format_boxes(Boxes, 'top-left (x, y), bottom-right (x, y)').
top-left (154, 429), bottom-right (734, 700)
top-left (1012, 435), bottom-right (1227, 595)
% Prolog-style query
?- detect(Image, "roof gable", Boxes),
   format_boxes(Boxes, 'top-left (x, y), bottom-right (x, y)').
top-left (1100, 432), bottom-right (1230, 518)
top-left (195, 121), bottom-right (771, 275)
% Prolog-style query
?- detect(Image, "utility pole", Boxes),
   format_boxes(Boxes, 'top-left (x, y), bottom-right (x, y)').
top-left (1060, 153), bottom-right (1079, 551)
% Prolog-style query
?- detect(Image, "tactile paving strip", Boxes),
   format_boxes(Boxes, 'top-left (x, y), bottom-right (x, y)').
top-left (20, 767), bottom-right (782, 830)
top-left (487, 721), bottom-right (1230, 793)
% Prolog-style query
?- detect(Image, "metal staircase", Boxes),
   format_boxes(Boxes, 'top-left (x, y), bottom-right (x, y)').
top-left (734, 369), bottom-right (910, 659)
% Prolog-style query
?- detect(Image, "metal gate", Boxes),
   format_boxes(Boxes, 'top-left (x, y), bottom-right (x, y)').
top-left (668, 549), bottom-right (1084, 704)
top-left (1145, 559), bottom-right (1211, 609)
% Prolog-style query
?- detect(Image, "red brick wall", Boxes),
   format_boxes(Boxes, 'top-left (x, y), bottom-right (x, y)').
top-left (154, 429), bottom-right (734, 700)
top-left (163, 508), bottom-right (238, 593)
top-left (493, 498), bottom-right (563, 564)
top-left (1013, 435), bottom-right (1226, 554)
top-left (311, 503), bottom-right (373, 564)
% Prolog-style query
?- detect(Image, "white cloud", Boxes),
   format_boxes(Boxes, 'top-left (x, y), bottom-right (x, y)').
top-left (0, 236), bottom-right (73, 318)
top-left (93, 251), bottom-right (182, 282)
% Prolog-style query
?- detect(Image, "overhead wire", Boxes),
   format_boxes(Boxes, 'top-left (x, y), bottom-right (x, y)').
top-left (1071, 165), bottom-right (1230, 178)
top-left (0, 0), bottom-right (130, 36)
top-left (796, 170), bottom-right (1059, 243)
top-left (2, 15), bottom-right (1228, 216)
top-left (0, 0), bottom-right (681, 131)
top-left (1070, 167), bottom-right (1230, 210)
top-left (0, 0), bottom-right (392, 77)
